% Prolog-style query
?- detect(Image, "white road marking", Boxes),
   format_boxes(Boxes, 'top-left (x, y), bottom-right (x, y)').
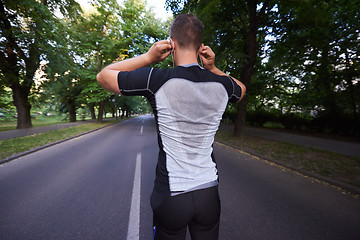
top-left (140, 125), bottom-right (144, 133)
top-left (127, 153), bottom-right (142, 240)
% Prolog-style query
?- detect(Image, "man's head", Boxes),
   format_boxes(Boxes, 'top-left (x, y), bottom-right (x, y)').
top-left (169, 14), bottom-right (204, 52)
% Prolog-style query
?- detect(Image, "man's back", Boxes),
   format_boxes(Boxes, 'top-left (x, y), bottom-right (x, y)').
top-left (118, 63), bottom-right (241, 194)
top-left (150, 64), bottom-right (240, 193)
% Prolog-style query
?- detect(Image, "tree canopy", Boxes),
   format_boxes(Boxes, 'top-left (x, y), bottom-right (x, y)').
top-left (0, 0), bottom-right (359, 137)
top-left (0, 0), bottom-right (170, 126)
top-left (166, 0), bottom-right (359, 136)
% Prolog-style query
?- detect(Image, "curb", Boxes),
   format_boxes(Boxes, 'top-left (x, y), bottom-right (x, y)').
top-left (215, 139), bottom-right (360, 197)
top-left (0, 121), bottom-right (119, 165)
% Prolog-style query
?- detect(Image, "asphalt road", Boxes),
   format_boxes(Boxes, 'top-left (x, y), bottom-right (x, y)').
top-left (1, 115), bottom-right (360, 240)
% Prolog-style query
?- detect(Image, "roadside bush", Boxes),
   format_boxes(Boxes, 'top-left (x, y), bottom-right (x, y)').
top-left (246, 110), bottom-right (280, 127)
top-left (279, 113), bottom-right (311, 131)
top-left (246, 110), bottom-right (313, 131)
top-left (224, 106), bottom-right (359, 137)
top-left (312, 112), bottom-right (359, 136)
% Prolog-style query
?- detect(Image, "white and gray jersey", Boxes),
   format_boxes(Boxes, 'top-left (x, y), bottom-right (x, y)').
top-left (118, 63), bottom-right (242, 195)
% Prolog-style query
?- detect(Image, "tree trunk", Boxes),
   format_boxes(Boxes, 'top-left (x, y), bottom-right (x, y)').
top-left (111, 106), bottom-right (115, 118)
top-left (97, 101), bottom-right (105, 123)
top-left (233, 0), bottom-right (259, 137)
top-left (124, 103), bottom-right (130, 118)
top-left (318, 45), bottom-right (338, 133)
top-left (88, 104), bottom-right (96, 119)
top-left (11, 84), bottom-right (32, 129)
top-left (345, 51), bottom-right (357, 122)
top-left (69, 101), bottom-right (77, 122)
top-left (234, 95), bottom-right (248, 136)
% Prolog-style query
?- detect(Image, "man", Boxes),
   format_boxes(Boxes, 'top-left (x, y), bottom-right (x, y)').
top-left (97, 14), bottom-right (246, 240)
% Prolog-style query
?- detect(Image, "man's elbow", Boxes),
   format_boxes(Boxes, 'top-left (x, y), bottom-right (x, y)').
top-left (242, 85), bottom-right (247, 95)
top-left (239, 85), bottom-right (246, 102)
top-left (96, 72), bottom-right (103, 86)
top-left (96, 70), bottom-right (121, 94)
top-left (96, 72), bottom-right (108, 90)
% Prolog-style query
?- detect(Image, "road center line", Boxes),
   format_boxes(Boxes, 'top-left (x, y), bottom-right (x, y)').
top-left (127, 153), bottom-right (142, 240)
top-left (140, 125), bottom-right (144, 133)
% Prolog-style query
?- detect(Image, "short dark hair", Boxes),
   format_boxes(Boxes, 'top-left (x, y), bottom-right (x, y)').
top-left (169, 14), bottom-right (204, 52)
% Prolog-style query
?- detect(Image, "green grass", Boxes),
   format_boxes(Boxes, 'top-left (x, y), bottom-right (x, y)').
top-left (0, 118), bottom-right (70, 131)
top-left (0, 120), bottom-right (118, 160)
top-left (215, 129), bottom-right (360, 188)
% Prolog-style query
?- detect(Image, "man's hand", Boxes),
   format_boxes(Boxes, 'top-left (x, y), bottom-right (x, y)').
top-left (199, 45), bottom-right (246, 102)
top-left (146, 40), bottom-right (172, 63)
top-left (199, 46), bottom-right (223, 75)
top-left (199, 46), bottom-right (216, 71)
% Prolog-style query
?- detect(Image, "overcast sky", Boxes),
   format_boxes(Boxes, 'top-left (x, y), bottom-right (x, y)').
top-left (75, 0), bottom-right (173, 21)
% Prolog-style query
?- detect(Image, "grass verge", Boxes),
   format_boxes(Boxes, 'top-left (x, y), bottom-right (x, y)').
top-left (0, 119), bottom-right (68, 132)
top-left (0, 120), bottom-right (118, 160)
top-left (215, 129), bottom-right (360, 189)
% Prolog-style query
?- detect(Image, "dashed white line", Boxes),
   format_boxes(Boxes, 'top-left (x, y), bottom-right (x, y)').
top-left (127, 153), bottom-right (142, 240)
top-left (140, 125), bottom-right (144, 133)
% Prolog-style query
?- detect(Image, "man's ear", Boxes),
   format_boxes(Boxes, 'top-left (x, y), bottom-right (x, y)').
top-left (169, 38), bottom-right (175, 52)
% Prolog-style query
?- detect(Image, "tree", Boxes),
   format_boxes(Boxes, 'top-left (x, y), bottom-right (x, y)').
top-left (0, 0), bottom-right (81, 128)
top-left (116, 95), bottom-right (151, 118)
top-left (76, 0), bottom-right (171, 122)
top-left (66, 0), bottom-right (123, 122)
top-left (166, 0), bottom-right (276, 136)
top-left (42, 68), bottom-right (83, 122)
top-left (267, 0), bottom-right (360, 134)
top-left (1, 0), bottom-right (171, 125)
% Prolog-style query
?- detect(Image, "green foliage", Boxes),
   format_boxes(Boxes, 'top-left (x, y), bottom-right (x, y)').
top-left (265, 0), bottom-right (360, 135)
top-left (5, 0), bottom-right (358, 136)
top-left (0, 0), bottom-right (82, 127)
top-left (166, 0), bottom-right (277, 136)
top-left (116, 95), bottom-right (152, 117)
top-left (0, 0), bottom-right (171, 125)
top-left (0, 83), bottom-right (16, 120)
top-left (27, 0), bottom-right (170, 122)
top-left (68, 0), bottom-right (170, 121)
top-left (167, 0), bottom-right (359, 136)
top-left (0, 84), bottom-right (14, 111)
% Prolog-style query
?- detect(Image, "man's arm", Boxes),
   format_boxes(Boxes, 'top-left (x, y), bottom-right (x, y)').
top-left (97, 40), bottom-right (172, 94)
top-left (200, 46), bottom-right (246, 102)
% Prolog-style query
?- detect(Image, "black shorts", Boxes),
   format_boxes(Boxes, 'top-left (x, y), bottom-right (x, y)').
top-left (151, 186), bottom-right (221, 240)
